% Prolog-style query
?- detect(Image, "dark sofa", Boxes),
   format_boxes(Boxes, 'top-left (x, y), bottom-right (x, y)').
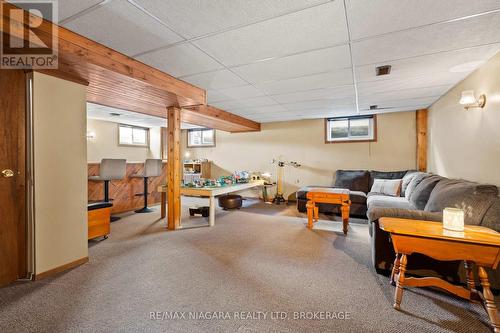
top-left (296, 170), bottom-right (412, 217)
top-left (297, 170), bottom-right (500, 289)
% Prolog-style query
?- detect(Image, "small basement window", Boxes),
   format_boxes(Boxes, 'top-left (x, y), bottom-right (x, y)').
top-left (118, 124), bottom-right (149, 147)
top-left (325, 115), bottom-right (377, 143)
top-left (187, 128), bottom-right (215, 147)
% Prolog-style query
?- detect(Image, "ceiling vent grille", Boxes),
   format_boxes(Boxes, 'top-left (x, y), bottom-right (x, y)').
top-left (376, 65), bottom-right (391, 76)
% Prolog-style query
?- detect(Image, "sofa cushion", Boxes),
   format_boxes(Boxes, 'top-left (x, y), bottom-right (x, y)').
top-left (369, 170), bottom-right (408, 189)
top-left (367, 207), bottom-right (443, 224)
top-left (350, 191), bottom-right (367, 204)
top-left (404, 172), bottom-right (429, 200)
top-left (334, 170), bottom-right (370, 193)
top-left (482, 197), bottom-right (500, 232)
top-left (401, 171), bottom-right (418, 197)
top-left (424, 179), bottom-right (498, 225)
top-left (367, 194), bottom-right (411, 210)
top-left (409, 175), bottom-right (443, 210)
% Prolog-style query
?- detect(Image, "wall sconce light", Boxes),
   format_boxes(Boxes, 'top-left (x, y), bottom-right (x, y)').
top-left (86, 131), bottom-right (96, 139)
top-left (459, 90), bottom-right (486, 110)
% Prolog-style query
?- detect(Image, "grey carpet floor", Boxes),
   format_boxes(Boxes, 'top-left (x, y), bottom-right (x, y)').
top-left (0, 198), bottom-right (494, 333)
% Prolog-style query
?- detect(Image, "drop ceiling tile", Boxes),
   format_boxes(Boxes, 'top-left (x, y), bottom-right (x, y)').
top-left (24, 0), bottom-right (104, 22)
top-left (359, 85), bottom-right (452, 102)
top-left (358, 96), bottom-right (439, 111)
top-left (230, 104), bottom-right (287, 116)
top-left (346, 0), bottom-right (500, 40)
top-left (216, 85), bottom-right (266, 100)
top-left (257, 69), bottom-right (353, 95)
top-left (281, 98), bottom-right (356, 111)
top-left (180, 69), bottom-right (247, 90)
top-left (63, 0), bottom-right (183, 56)
top-left (194, 1), bottom-right (348, 67)
top-left (212, 96), bottom-right (278, 110)
top-left (356, 44), bottom-right (500, 83)
top-left (357, 72), bottom-right (469, 94)
top-left (206, 90), bottom-right (232, 103)
top-left (272, 86), bottom-right (356, 104)
top-left (351, 11), bottom-right (500, 66)
top-left (137, 44), bottom-right (224, 77)
top-left (133, 0), bottom-right (329, 39)
top-left (232, 44), bottom-right (351, 84)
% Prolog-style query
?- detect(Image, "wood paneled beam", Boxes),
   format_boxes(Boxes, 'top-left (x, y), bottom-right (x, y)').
top-left (167, 107), bottom-right (181, 230)
top-left (182, 105), bottom-right (261, 133)
top-left (416, 109), bottom-right (428, 172)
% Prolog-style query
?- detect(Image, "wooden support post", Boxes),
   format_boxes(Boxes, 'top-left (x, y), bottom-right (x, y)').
top-left (167, 107), bottom-right (181, 230)
top-left (416, 109), bottom-right (428, 172)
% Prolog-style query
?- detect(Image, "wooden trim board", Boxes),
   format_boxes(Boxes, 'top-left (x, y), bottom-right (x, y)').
top-left (34, 257), bottom-right (89, 280)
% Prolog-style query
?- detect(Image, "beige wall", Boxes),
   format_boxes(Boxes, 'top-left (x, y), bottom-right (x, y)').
top-left (428, 52), bottom-right (500, 186)
top-left (182, 112), bottom-right (417, 197)
top-left (33, 73), bottom-right (88, 274)
top-left (87, 118), bottom-right (161, 162)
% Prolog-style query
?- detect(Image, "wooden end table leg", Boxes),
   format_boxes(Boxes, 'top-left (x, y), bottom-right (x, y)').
top-left (464, 261), bottom-right (475, 290)
top-left (306, 201), bottom-right (314, 229)
top-left (479, 266), bottom-right (500, 332)
top-left (394, 254), bottom-right (407, 310)
top-left (314, 205), bottom-right (319, 222)
top-left (340, 204), bottom-right (350, 235)
top-left (390, 254), bottom-right (401, 286)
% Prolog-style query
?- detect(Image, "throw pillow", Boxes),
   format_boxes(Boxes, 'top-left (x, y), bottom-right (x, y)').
top-left (370, 179), bottom-right (402, 197)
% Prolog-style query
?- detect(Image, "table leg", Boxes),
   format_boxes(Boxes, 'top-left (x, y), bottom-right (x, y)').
top-left (394, 254), bottom-right (407, 310)
top-left (391, 254), bottom-right (401, 286)
top-left (479, 266), bottom-right (500, 332)
top-left (209, 196), bottom-right (215, 227)
top-left (314, 205), bottom-right (319, 222)
top-left (160, 192), bottom-right (166, 219)
top-left (340, 204), bottom-right (350, 235)
top-left (306, 201), bottom-right (314, 229)
top-left (464, 261), bottom-right (475, 290)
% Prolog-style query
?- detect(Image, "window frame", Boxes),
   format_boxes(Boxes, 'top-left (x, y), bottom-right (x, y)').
top-left (187, 128), bottom-right (216, 148)
top-left (118, 124), bottom-right (150, 147)
top-left (324, 115), bottom-right (377, 144)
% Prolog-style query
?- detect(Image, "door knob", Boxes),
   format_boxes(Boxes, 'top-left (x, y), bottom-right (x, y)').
top-left (2, 169), bottom-right (14, 178)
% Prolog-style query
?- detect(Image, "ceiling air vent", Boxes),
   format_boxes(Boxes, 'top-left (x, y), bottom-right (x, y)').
top-left (376, 65), bottom-right (391, 76)
top-left (369, 105), bottom-right (378, 110)
top-left (109, 112), bottom-right (121, 117)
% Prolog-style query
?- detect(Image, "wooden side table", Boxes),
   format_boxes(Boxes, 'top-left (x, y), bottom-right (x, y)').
top-left (379, 217), bottom-right (500, 333)
top-left (306, 188), bottom-right (350, 234)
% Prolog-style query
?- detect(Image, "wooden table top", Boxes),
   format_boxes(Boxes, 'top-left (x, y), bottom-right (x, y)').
top-left (306, 188), bottom-right (349, 195)
top-left (379, 218), bottom-right (500, 246)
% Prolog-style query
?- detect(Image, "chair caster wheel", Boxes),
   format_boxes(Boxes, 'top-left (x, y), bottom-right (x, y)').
top-left (103, 235), bottom-right (108, 240)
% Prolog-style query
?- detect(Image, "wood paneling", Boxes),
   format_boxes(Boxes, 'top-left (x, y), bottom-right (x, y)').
top-left (0, 69), bottom-right (26, 287)
top-left (167, 107), bottom-right (181, 230)
top-left (88, 162), bottom-right (167, 214)
top-left (416, 109), bottom-right (428, 172)
top-left (182, 105), bottom-right (261, 132)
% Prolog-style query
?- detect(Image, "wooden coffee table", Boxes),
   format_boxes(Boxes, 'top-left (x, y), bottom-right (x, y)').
top-left (306, 188), bottom-right (350, 234)
top-left (379, 217), bottom-right (500, 333)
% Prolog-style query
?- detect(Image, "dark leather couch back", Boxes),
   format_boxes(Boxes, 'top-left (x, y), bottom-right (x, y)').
top-left (334, 170), bottom-right (411, 193)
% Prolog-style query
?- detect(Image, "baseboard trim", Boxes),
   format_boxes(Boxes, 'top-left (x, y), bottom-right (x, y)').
top-left (34, 256), bottom-right (89, 280)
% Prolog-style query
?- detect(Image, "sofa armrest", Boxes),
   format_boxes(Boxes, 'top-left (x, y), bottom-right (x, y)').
top-left (367, 207), bottom-right (442, 224)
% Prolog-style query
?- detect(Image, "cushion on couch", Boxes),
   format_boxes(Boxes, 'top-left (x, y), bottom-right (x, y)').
top-left (481, 197), bottom-right (500, 232)
top-left (401, 171), bottom-right (418, 197)
top-left (367, 194), bottom-right (411, 210)
top-left (334, 170), bottom-right (370, 193)
top-left (409, 175), bottom-right (443, 210)
top-left (404, 172), bottom-right (429, 200)
top-left (424, 179), bottom-right (499, 225)
top-left (369, 170), bottom-right (408, 189)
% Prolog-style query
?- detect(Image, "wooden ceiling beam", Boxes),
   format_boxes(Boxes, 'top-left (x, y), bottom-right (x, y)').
top-left (181, 105), bottom-right (261, 133)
